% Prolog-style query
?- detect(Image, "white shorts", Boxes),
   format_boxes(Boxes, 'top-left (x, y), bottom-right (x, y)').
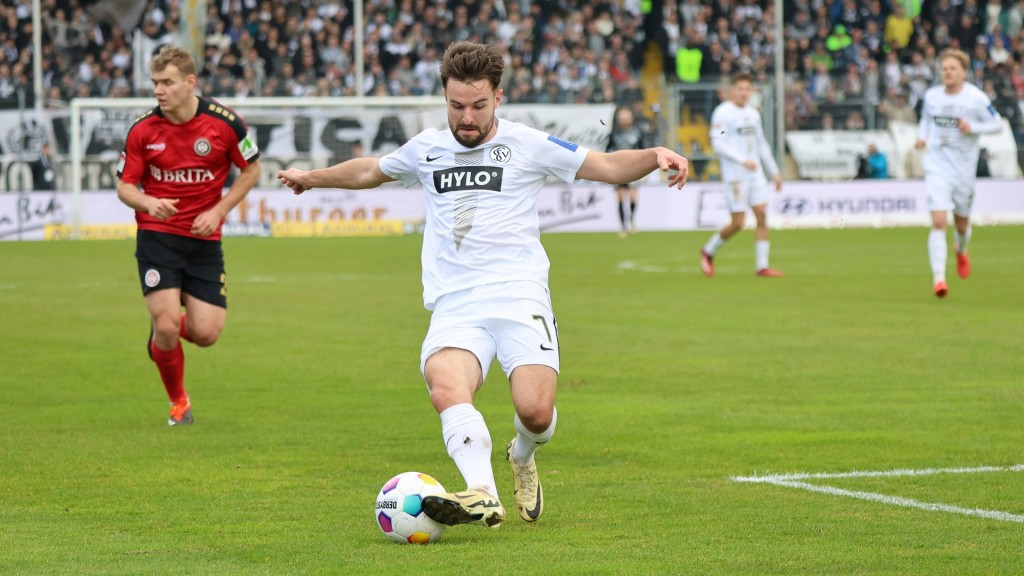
top-left (925, 173), bottom-right (974, 217)
top-left (420, 281), bottom-right (559, 382)
top-left (724, 179), bottom-right (769, 213)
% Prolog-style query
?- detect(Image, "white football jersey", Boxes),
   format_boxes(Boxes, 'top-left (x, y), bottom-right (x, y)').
top-left (380, 118), bottom-right (589, 309)
top-left (918, 82), bottom-right (1003, 183)
top-left (709, 100), bottom-right (779, 184)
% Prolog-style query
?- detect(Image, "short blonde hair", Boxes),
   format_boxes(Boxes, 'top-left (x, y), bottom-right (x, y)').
top-left (150, 45), bottom-right (197, 77)
top-left (938, 48), bottom-right (969, 71)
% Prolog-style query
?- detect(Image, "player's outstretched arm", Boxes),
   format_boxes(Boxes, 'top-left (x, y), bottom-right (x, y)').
top-left (278, 157), bottom-right (395, 195)
top-left (577, 147), bottom-right (689, 189)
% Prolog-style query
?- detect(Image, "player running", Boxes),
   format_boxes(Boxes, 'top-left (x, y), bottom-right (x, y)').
top-left (278, 41), bottom-right (688, 529)
top-left (915, 48), bottom-right (1003, 298)
top-left (117, 46), bottom-right (261, 425)
top-left (700, 72), bottom-right (783, 278)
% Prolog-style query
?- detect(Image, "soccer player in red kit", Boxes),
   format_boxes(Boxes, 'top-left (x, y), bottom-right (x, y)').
top-left (117, 46), bottom-right (261, 425)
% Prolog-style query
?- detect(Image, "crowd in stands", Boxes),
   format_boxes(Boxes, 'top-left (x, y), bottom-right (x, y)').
top-left (665, 0), bottom-right (1024, 139)
top-left (0, 0), bottom-right (1022, 143)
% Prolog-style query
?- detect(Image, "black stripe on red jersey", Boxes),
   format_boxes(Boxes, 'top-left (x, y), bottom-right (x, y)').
top-left (197, 96), bottom-right (252, 142)
top-left (130, 108), bottom-right (157, 129)
top-left (124, 98), bottom-right (252, 144)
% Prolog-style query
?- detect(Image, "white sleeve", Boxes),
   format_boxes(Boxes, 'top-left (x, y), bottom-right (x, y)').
top-left (379, 134), bottom-right (425, 187)
top-left (521, 128), bottom-right (590, 184)
top-left (969, 93), bottom-right (1003, 135)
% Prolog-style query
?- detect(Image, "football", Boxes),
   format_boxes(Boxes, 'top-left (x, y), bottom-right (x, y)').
top-left (374, 472), bottom-right (447, 544)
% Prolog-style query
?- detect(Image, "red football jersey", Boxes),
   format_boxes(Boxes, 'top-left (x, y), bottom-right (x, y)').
top-left (118, 96), bottom-right (260, 240)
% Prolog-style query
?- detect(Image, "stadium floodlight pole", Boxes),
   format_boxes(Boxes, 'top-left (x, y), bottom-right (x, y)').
top-left (355, 0), bottom-right (365, 96)
top-left (32, 0), bottom-right (42, 115)
top-left (774, 0), bottom-right (785, 167)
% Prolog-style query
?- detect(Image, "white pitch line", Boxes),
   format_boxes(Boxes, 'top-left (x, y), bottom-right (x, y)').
top-left (731, 464), bottom-right (1024, 524)
top-left (732, 463), bottom-right (1024, 483)
top-left (768, 480), bottom-right (1024, 524)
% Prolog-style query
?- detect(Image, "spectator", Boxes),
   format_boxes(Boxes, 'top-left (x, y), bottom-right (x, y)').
top-left (31, 143), bottom-right (57, 190)
top-left (903, 51), bottom-right (934, 107)
top-left (977, 147), bottom-right (992, 177)
top-left (885, 3), bottom-right (914, 51)
top-left (858, 143), bottom-right (889, 178)
top-left (879, 89), bottom-right (918, 125)
top-left (825, 24), bottom-right (853, 68)
top-left (844, 110), bottom-right (866, 130)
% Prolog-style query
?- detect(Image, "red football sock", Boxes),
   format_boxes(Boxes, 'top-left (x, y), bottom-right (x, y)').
top-left (150, 340), bottom-right (187, 404)
top-left (179, 312), bottom-right (193, 343)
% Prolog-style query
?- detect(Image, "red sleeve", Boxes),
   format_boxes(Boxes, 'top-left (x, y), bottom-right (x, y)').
top-left (220, 104), bottom-right (259, 169)
top-left (118, 123), bottom-right (145, 184)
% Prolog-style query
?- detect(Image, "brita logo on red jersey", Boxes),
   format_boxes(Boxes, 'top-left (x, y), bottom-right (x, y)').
top-left (148, 165), bottom-right (216, 183)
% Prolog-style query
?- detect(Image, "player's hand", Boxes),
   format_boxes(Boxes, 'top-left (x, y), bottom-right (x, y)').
top-left (743, 159), bottom-right (758, 171)
top-left (278, 168), bottom-right (312, 195)
top-left (957, 118), bottom-right (972, 134)
top-left (191, 210), bottom-right (222, 237)
top-left (914, 139), bottom-right (926, 149)
top-left (773, 173), bottom-right (783, 192)
top-left (656, 148), bottom-right (689, 189)
top-left (147, 197), bottom-right (179, 220)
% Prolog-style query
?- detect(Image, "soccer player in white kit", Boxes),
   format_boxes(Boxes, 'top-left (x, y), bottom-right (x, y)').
top-left (915, 48), bottom-right (1003, 298)
top-left (700, 72), bottom-right (784, 278)
top-left (277, 42), bottom-right (689, 529)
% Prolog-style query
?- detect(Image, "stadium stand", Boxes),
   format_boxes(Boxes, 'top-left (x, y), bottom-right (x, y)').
top-left (2, 0), bottom-right (1023, 168)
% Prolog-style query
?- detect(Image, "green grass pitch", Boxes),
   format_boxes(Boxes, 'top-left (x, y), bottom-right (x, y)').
top-left (1, 227), bottom-right (1022, 575)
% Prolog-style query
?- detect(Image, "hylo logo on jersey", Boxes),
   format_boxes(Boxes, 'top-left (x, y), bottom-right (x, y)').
top-left (737, 126), bottom-right (758, 135)
top-left (146, 142), bottom-right (166, 151)
top-left (489, 145), bottom-right (511, 163)
top-left (933, 116), bottom-right (959, 127)
top-left (144, 269), bottom-right (161, 288)
top-left (194, 138), bottom-right (212, 156)
top-left (433, 166), bottom-right (504, 193)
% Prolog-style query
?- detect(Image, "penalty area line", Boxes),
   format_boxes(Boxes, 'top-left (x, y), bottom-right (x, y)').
top-left (731, 464), bottom-right (1024, 524)
top-left (732, 463), bottom-right (1024, 482)
top-left (765, 479), bottom-right (1024, 524)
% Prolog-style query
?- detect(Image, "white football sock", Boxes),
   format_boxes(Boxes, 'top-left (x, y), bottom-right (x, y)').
top-left (954, 226), bottom-right (972, 253)
top-left (703, 233), bottom-right (724, 256)
top-left (755, 240), bottom-right (770, 271)
top-left (511, 407), bottom-right (557, 465)
top-left (929, 229), bottom-right (947, 282)
top-left (439, 403), bottom-right (497, 496)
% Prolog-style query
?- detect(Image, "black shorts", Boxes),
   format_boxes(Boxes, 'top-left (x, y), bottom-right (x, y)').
top-left (135, 229), bottom-right (227, 308)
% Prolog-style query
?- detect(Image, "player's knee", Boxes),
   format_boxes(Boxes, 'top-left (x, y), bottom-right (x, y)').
top-left (518, 406), bottom-right (554, 433)
top-left (189, 329), bottom-right (221, 347)
top-left (152, 317), bottom-right (180, 342)
top-left (428, 385), bottom-right (462, 413)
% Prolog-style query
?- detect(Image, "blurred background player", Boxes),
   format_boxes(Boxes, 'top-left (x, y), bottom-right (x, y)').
top-left (701, 73), bottom-right (783, 278)
top-left (278, 41), bottom-right (689, 530)
top-left (915, 48), bottom-right (1003, 299)
top-left (116, 46), bottom-right (261, 425)
top-left (605, 105), bottom-right (649, 237)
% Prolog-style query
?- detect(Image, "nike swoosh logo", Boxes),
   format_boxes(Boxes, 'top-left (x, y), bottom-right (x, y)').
top-left (540, 344), bottom-right (555, 351)
top-left (426, 154), bottom-right (443, 162)
top-left (524, 484), bottom-right (542, 520)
